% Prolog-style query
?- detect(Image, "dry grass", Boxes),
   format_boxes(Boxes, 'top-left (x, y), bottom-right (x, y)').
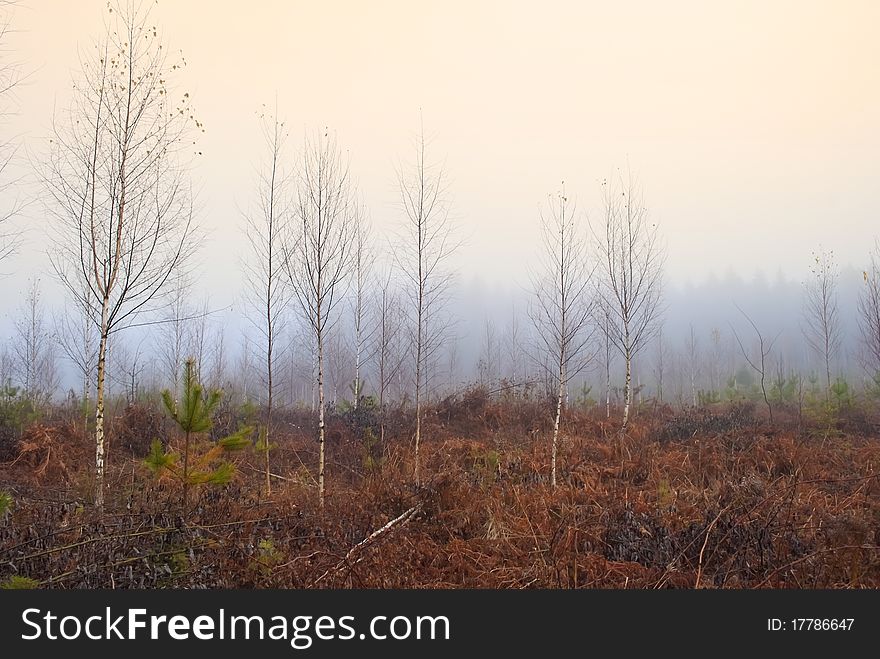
top-left (1, 398), bottom-right (878, 589)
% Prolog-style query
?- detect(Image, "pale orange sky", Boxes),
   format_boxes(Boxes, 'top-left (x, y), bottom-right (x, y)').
top-left (5, 0), bottom-right (880, 300)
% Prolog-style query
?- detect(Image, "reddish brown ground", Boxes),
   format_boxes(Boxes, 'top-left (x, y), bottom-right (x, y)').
top-left (1, 395), bottom-right (878, 588)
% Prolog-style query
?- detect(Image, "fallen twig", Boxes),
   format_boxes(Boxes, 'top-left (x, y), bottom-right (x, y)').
top-left (313, 503), bottom-right (422, 585)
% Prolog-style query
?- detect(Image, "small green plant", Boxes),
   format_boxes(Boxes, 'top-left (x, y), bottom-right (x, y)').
top-left (251, 538), bottom-right (285, 575)
top-left (0, 380), bottom-right (39, 435)
top-left (472, 448), bottom-right (501, 487)
top-left (169, 550), bottom-right (190, 575)
top-left (0, 575), bottom-right (39, 589)
top-left (807, 372), bottom-right (821, 396)
top-left (361, 427), bottom-right (383, 472)
top-left (149, 548), bottom-right (191, 585)
top-left (145, 358), bottom-right (252, 507)
top-left (830, 378), bottom-right (852, 411)
top-left (804, 386), bottom-right (841, 437)
top-left (0, 490), bottom-right (12, 522)
top-left (239, 398), bottom-right (259, 422)
top-left (697, 389), bottom-right (721, 406)
top-left (722, 376), bottom-right (740, 401)
top-left (338, 389), bottom-right (378, 415)
top-left (657, 479), bottom-right (674, 507)
top-left (576, 383), bottom-right (595, 408)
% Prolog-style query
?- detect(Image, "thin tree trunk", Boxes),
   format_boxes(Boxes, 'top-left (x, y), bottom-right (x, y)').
top-left (414, 372), bottom-right (421, 487)
top-left (622, 350), bottom-right (632, 431)
top-left (354, 342), bottom-right (361, 411)
top-left (604, 318), bottom-right (611, 419)
top-left (317, 329), bottom-right (326, 508)
top-left (379, 342), bottom-right (386, 446)
top-left (825, 348), bottom-right (831, 400)
top-left (93, 296), bottom-right (110, 514)
top-left (551, 374), bottom-right (563, 489)
top-left (414, 270), bottom-right (423, 488)
top-left (263, 441), bottom-right (271, 496)
top-left (605, 361), bottom-right (610, 419)
top-left (83, 371), bottom-right (89, 438)
top-left (761, 373), bottom-right (772, 424)
top-left (353, 272), bottom-right (362, 411)
top-left (265, 378), bottom-right (272, 497)
top-left (266, 229), bottom-right (274, 496)
top-left (379, 389), bottom-right (386, 445)
top-left (265, 228), bottom-right (274, 499)
top-left (264, 327), bottom-right (272, 496)
top-left (182, 429), bottom-right (190, 508)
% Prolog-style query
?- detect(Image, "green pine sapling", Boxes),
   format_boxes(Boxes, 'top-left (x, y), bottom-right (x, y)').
top-left (145, 358), bottom-right (252, 507)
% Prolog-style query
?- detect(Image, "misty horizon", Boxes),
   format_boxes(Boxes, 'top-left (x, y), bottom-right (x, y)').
top-left (0, 0), bottom-right (879, 403)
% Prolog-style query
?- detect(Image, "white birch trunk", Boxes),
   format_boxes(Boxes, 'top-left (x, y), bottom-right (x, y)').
top-left (318, 329), bottom-right (326, 509)
top-left (551, 376), bottom-right (563, 489)
top-left (622, 349), bottom-right (632, 431)
top-left (94, 296), bottom-right (110, 513)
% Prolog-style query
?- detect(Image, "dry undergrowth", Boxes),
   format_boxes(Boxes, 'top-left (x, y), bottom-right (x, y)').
top-left (1, 398), bottom-right (878, 589)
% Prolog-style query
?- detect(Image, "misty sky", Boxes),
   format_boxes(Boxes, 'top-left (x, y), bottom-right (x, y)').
top-left (2, 0), bottom-right (879, 315)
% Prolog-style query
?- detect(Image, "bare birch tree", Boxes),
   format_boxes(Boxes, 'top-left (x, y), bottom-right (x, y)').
top-left (326, 328), bottom-right (353, 404)
top-left (479, 319), bottom-right (501, 389)
top-left (0, 0), bottom-right (24, 264)
top-left (396, 125), bottom-right (457, 486)
top-left (709, 327), bottom-right (723, 393)
top-left (243, 109), bottom-right (290, 496)
top-left (595, 171), bottom-right (664, 431)
top-left (652, 325), bottom-right (668, 405)
top-left (802, 248), bottom-right (841, 395)
top-left (207, 323), bottom-right (227, 391)
top-left (13, 277), bottom-right (58, 408)
top-left (235, 333), bottom-right (256, 403)
top-left (732, 303), bottom-right (778, 423)
top-left (858, 241), bottom-right (880, 379)
top-left (190, 298), bottom-right (213, 380)
top-left (596, 302), bottom-right (613, 418)
top-left (284, 129), bottom-right (355, 507)
top-left (42, 2), bottom-right (199, 512)
top-left (350, 207), bottom-right (374, 410)
top-left (155, 272), bottom-right (193, 397)
top-left (529, 185), bottom-right (594, 489)
top-left (109, 336), bottom-right (146, 404)
top-left (420, 278), bottom-right (456, 405)
top-left (685, 324), bottom-right (699, 407)
top-left (372, 265), bottom-right (405, 444)
top-left (0, 346), bottom-right (13, 394)
top-left (503, 305), bottom-right (523, 389)
top-left (445, 334), bottom-right (459, 395)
